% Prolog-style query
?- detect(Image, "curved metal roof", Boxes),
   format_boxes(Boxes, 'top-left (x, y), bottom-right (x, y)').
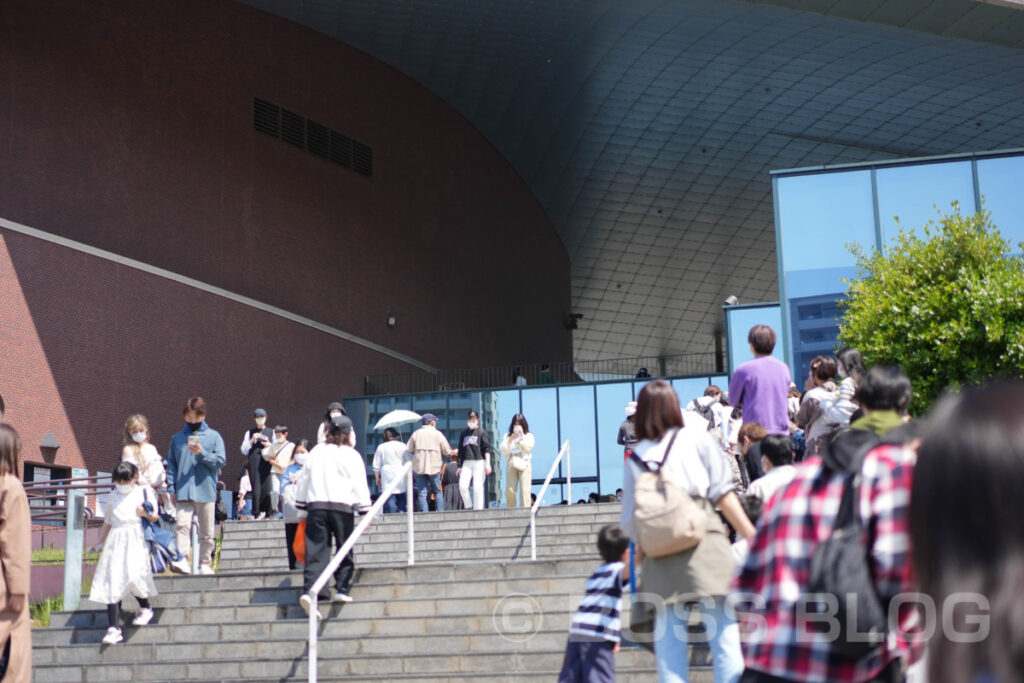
top-left (237, 0), bottom-right (1024, 362)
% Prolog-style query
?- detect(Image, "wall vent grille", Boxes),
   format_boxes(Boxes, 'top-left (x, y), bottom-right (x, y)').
top-left (253, 97), bottom-right (372, 178)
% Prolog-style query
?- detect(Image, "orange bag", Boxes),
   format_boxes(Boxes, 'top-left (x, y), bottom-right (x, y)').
top-left (293, 520), bottom-right (306, 564)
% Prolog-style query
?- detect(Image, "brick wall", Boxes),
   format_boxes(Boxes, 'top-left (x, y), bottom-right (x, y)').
top-left (0, 0), bottom-right (574, 484)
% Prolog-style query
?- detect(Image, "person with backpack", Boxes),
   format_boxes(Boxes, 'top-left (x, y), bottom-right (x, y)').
top-left (685, 385), bottom-right (724, 432)
top-left (619, 380), bottom-right (755, 683)
top-left (733, 366), bottom-right (923, 682)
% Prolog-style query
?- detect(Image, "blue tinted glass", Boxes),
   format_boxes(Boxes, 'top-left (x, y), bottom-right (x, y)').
top-left (977, 155), bottom-right (1024, 253)
top-left (558, 385), bottom-right (597, 480)
top-left (777, 170), bottom-right (875, 274)
top-left (491, 390), bottom-right (520, 506)
top-left (520, 388), bottom-right (559, 501)
top-left (726, 305), bottom-right (786, 371)
top-left (596, 381), bottom-right (635, 499)
top-left (877, 161), bottom-right (975, 246)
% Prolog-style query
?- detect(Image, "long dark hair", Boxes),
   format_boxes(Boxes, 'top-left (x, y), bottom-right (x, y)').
top-left (507, 414), bottom-right (530, 436)
top-left (835, 346), bottom-right (866, 385)
top-left (0, 424), bottom-right (21, 478)
top-left (634, 380), bottom-right (684, 442)
top-left (911, 380), bottom-right (1024, 683)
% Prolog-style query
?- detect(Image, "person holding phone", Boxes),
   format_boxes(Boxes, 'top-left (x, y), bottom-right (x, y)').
top-left (500, 414), bottom-right (535, 508)
top-left (166, 396), bottom-right (226, 575)
top-left (240, 408), bottom-right (274, 519)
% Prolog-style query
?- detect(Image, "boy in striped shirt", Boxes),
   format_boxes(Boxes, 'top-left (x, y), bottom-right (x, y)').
top-left (558, 524), bottom-right (631, 683)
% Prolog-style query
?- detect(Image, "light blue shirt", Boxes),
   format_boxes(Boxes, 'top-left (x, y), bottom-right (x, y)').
top-left (165, 421), bottom-right (225, 503)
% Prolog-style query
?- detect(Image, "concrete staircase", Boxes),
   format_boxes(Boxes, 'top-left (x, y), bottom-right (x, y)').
top-left (35, 503), bottom-right (713, 682)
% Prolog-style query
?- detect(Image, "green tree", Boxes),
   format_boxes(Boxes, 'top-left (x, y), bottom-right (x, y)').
top-left (839, 203), bottom-right (1024, 414)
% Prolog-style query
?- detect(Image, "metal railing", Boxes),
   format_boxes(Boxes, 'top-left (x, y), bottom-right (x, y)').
top-left (25, 474), bottom-right (112, 525)
top-left (307, 461), bottom-right (414, 683)
top-left (530, 440), bottom-right (571, 561)
top-left (364, 352), bottom-right (719, 395)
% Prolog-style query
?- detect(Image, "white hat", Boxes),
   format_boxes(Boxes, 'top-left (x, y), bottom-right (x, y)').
top-left (625, 401), bottom-right (637, 417)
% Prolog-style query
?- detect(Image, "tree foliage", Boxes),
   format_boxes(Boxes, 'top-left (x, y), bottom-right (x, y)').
top-left (838, 204), bottom-right (1024, 414)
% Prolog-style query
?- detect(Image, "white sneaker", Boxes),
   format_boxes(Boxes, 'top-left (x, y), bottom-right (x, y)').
top-left (198, 564), bottom-right (215, 575)
top-left (298, 594), bottom-right (321, 621)
top-left (102, 626), bottom-right (123, 645)
top-left (170, 558), bottom-right (191, 575)
top-left (132, 608), bottom-right (154, 626)
top-left (331, 592), bottom-right (353, 603)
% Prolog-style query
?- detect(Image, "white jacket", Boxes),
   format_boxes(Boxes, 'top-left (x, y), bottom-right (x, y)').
top-left (296, 442), bottom-right (372, 516)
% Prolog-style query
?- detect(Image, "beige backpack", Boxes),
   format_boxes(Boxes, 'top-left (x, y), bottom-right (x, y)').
top-left (630, 429), bottom-right (707, 558)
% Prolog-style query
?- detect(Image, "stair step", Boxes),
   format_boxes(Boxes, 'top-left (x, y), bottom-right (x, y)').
top-left (34, 644), bottom-right (664, 681)
top-left (219, 544), bottom-right (596, 568)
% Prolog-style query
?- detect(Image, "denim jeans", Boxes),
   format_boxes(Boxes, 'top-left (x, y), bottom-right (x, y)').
top-left (413, 472), bottom-right (444, 512)
top-left (382, 491), bottom-right (408, 514)
top-left (654, 597), bottom-right (743, 683)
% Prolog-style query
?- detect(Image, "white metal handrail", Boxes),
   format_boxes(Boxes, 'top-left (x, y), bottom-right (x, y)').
top-left (307, 460), bottom-right (414, 683)
top-left (529, 440), bottom-right (570, 561)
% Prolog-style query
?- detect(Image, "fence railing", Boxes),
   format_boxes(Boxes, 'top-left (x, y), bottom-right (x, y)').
top-left (530, 441), bottom-right (570, 561)
top-left (363, 352), bottom-right (719, 395)
top-left (307, 461), bottom-right (414, 683)
top-left (25, 474), bottom-right (112, 525)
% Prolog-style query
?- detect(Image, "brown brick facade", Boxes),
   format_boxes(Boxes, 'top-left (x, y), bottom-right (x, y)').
top-left (0, 0), bottom-right (572, 484)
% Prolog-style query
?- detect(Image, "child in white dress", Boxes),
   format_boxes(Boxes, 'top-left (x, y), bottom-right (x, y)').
top-left (89, 461), bottom-right (159, 644)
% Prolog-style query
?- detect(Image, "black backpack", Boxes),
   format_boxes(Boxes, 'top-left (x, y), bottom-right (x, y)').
top-left (693, 400), bottom-right (717, 431)
top-left (807, 430), bottom-right (888, 659)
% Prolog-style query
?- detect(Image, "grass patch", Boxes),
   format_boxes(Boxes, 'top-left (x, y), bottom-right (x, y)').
top-left (30, 595), bottom-right (63, 628)
top-left (31, 545), bottom-right (100, 565)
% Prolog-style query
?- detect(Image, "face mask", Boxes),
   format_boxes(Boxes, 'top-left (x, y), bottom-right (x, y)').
top-left (116, 483), bottom-right (133, 495)
top-left (330, 411), bottom-right (342, 419)
top-left (467, 421), bottom-right (478, 430)
top-left (294, 451), bottom-right (308, 466)
top-left (186, 421), bottom-right (203, 432)
top-left (255, 417), bottom-right (266, 427)
top-left (274, 435), bottom-right (286, 444)
top-left (131, 430), bottom-right (147, 444)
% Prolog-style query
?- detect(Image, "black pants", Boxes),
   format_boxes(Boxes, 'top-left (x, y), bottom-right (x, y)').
top-left (285, 522), bottom-right (299, 570)
top-left (107, 597), bottom-right (150, 628)
top-left (739, 659), bottom-right (903, 683)
top-left (302, 508), bottom-right (355, 600)
top-left (248, 452), bottom-right (272, 517)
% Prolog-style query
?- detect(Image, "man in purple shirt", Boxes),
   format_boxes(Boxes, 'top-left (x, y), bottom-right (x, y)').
top-left (728, 325), bottom-right (792, 435)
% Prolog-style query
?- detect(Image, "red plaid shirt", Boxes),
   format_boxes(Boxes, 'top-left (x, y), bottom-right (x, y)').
top-left (733, 443), bottom-right (925, 681)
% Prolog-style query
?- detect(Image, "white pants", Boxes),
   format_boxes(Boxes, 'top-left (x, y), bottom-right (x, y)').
top-left (458, 460), bottom-right (487, 510)
top-left (175, 500), bottom-right (215, 566)
top-left (269, 473), bottom-right (282, 513)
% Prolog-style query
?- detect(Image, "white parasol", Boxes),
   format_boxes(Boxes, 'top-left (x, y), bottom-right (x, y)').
top-left (372, 409), bottom-right (422, 431)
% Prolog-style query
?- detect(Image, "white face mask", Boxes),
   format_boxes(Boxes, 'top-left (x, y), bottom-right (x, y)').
top-left (131, 430), bottom-right (147, 444)
top-left (330, 411), bottom-right (342, 419)
top-left (294, 451), bottom-right (308, 466)
top-left (115, 483), bottom-right (133, 495)
top-left (274, 435), bottom-right (286, 444)
top-left (467, 421), bottom-right (478, 430)
top-left (255, 417), bottom-right (267, 427)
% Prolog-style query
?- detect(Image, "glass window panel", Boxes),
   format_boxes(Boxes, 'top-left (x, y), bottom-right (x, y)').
top-left (557, 385), bottom-right (597, 481)
top-left (520, 388), bottom-right (559, 502)
top-left (777, 170), bottom-right (875, 273)
top-left (633, 380), bottom-right (652, 397)
top-left (726, 305), bottom-right (785, 371)
top-left (596, 381), bottom-right (635, 500)
top-left (876, 161), bottom-right (975, 246)
top-left (488, 390), bottom-right (521, 507)
top-left (977, 155), bottom-right (1024, 253)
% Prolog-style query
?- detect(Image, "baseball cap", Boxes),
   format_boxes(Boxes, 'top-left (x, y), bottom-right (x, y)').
top-left (421, 413), bottom-right (438, 424)
top-left (254, 408), bottom-right (267, 417)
